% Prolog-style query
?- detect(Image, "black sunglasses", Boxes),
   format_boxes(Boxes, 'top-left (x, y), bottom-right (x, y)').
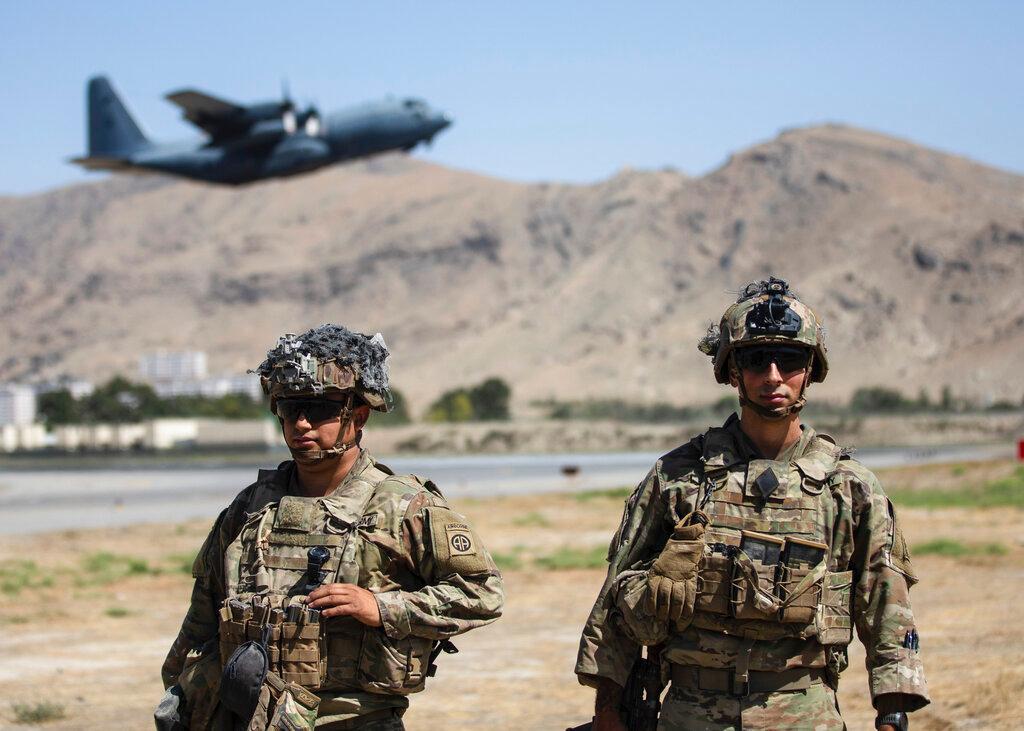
top-left (734, 346), bottom-right (811, 374)
top-left (274, 399), bottom-right (348, 423)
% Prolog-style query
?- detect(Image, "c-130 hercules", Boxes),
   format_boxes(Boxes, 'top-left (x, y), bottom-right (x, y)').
top-left (71, 76), bottom-right (452, 185)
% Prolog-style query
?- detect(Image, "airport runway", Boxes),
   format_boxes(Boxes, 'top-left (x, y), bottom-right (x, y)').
top-left (0, 443), bottom-right (1013, 535)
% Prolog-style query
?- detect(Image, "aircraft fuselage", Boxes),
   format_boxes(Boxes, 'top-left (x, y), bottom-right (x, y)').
top-left (72, 78), bottom-right (452, 185)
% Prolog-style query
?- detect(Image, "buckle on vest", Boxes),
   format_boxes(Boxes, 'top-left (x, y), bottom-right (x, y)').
top-left (730, 673), bottom-right (750, 697)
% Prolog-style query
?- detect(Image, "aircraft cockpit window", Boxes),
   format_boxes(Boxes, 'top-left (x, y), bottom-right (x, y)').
top-left (403, 98), bottom-right (427, 119)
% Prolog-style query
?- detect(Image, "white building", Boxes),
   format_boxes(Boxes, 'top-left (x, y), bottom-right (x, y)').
top-left (36, 378), bottom-right (95, 399)
top-left (139, 351), bottom-right (261, 400)
top-left (0, 384), bottom-right (37, 426)
top-left (139, 351), bottom-right (208, 382)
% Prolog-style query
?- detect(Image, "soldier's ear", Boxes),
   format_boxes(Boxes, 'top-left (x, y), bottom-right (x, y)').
top-left (728, 359), bottom-right (741, 388)
top-left (353, 404), bottom-right (370, 429)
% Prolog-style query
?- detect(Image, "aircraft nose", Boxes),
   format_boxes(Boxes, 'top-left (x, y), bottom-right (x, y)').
top-left (435, 110), bottom-right (453, 131)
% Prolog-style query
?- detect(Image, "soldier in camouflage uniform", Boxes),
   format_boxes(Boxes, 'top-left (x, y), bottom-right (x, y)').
top-left (158, 324), bottom-right (504, 730)
top-left (575, 278), bottom-right (928, 731)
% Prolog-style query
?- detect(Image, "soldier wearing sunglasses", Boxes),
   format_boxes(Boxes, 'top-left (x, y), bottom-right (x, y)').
top-left (575, 278), bottom-right (928, 731)
top-left (158, 324), bottom-right (504, 730)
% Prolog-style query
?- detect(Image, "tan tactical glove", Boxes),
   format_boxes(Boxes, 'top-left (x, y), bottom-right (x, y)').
top-left (645, 511), bottom-right (708, 625)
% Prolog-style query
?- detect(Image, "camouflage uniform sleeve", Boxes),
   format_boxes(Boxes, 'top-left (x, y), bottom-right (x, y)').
top-left (160, 496), bottom-right (249, 689)
top-left (846, 464), bottom-right (930, 712)
top-left (374, 491), bottom-right (504, 641)
top-left (575, 466), bottom-right (669, 688)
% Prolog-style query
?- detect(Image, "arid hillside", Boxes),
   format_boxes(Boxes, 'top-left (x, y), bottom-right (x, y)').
top-left (1, 125), bottom-right (1022, 411)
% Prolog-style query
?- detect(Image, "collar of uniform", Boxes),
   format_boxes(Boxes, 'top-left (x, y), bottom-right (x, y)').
top-left (319, 450), bottom-right (388, 528)
top-left (721, 413), bottom-right (816, 463)
top-left (255, 460), bottom-right (296, 495)
top-left (322, 449), bottom-right (379, 498)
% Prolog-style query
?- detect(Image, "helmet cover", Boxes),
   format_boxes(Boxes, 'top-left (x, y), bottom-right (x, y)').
top-left (253, 324), bottom-right (392, 412)
top-left (698, 277), bottom-right (828, 385)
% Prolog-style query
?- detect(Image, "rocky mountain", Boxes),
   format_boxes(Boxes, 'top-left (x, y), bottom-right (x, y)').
top-left (1, 125), bottom-right (1022, 412)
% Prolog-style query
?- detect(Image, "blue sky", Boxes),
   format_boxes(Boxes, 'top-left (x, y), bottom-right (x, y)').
top-left (2, 2), bottom-right (1021, 194)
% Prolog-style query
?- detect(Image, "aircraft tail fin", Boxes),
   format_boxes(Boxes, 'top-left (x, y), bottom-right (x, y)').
top-left (86, 75), bottom-right (150, 157)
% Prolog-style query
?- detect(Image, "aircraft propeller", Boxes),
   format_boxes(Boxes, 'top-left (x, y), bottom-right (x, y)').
top-left (299, 98), bottom-right (322, 136)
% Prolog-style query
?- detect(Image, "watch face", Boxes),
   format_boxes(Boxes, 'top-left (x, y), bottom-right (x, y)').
top-left (876, 711), bottom-right (908, 731)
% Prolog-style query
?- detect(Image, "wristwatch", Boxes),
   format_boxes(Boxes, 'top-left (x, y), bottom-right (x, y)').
top-left (875, 711), bottom-right (908, 730)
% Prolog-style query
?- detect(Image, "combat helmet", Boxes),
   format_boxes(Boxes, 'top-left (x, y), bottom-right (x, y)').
top-left (698, 277), bottom-right (827, 418)
top-left (252, 324), bottom-right (392, 462)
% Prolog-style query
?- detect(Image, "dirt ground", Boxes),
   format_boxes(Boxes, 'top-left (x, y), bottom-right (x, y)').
top-left (1, 460), bottom-right (1022, 730)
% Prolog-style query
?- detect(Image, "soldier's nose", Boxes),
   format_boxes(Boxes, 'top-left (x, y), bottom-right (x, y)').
top-left (764, 363), bottom-right (783, 383)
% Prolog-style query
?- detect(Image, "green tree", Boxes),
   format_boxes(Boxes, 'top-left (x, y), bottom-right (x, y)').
top-left (849, 387), bottom-right (910, 413)
top-left (940, 385), bottom-right (954, 412)
top-left (425, 389), bottom-right (475, 422)
top-left (37, 389), bottom-right (80, 428)
top-left (374, 388), bottom-right (411, 426)
top-left (81, 377), bottom-right (164, 423)
top-left (468, 377), bottom-right (511, 421)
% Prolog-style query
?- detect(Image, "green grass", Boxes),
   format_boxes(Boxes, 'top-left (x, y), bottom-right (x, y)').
top-left (491, 550), bottom-right (524, 571)
top-left (104, 606), bottom-right (131, 618)
top-left (76, 551), bottom-right (161, 586)
top-left (534, 545), bottom-right (608, 570)
top-left (0, 561), bottom-right (54, 596)
top-left (574, 486), bottom-right (632, 502)
top-left (889, 466), bottom-right (1024, 509)
top-left (913, 538), bottom-right (1008, 557)
top-left (166, 551), bottom-right (199, 576)
top-left (12, 702), bottom-right (66, 724)
top-left (512, 511), bottom-right (552, 528)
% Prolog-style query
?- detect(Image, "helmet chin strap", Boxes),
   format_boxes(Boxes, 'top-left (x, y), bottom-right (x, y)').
top-left (282, 394), bottom-right (360, 465)
top-left (732, 352), bottom-right (814, 421)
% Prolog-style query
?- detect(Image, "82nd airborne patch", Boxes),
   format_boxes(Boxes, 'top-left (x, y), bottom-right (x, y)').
top-left (426, 507), bottom-right (489, 576)
top-left (447, 523), bottom-right (474, 555)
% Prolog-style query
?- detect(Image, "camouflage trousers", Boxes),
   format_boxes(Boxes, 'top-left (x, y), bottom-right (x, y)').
top-left (657, 681), bottom-right (844, 731)
top-left (315, 708), bottom-right (405, 730)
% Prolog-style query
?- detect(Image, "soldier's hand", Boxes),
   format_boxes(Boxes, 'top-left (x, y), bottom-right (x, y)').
top-left (646, 511), bottom-right (708, 623)
top-left (306, 583), bottom-right (382, 627)
top-left (592, 709), bottom-right (627, 731)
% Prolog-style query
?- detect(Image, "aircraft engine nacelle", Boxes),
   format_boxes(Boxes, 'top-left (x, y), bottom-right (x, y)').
top-left (229, 118), bottom-right (294, 149)
top-left (261, 135), bottom-right (331, 178)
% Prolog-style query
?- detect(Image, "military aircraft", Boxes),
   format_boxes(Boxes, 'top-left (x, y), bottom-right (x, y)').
top-left (71, 76), bottom-right (452, 185)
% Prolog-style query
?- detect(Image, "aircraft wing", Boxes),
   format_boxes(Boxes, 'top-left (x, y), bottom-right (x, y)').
top-left (165, 89), bottom-right (246, 137)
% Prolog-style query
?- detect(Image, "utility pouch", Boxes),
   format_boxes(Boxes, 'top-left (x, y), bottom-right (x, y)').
top-left (357, 627), bottom-right (433, 694)
top-left (221, 628), bottom-right (270, 722)
top-left (777, 537), bottom-right (828, 624)
top-left (815, 570), bottom-right (854, 645)
top-left (171, 641), bottom-right (222, 731)
top-left (695, 546), bottom-right (733, 616)
top-left (280, 620), bottom-right (324, 689)
top-left (266, 673), bottom-right (319, 731)
top-left (732, 531), bottom-right (784, 619)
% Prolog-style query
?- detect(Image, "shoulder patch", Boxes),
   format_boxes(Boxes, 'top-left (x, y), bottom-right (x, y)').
top-left (425, 506), bottom-right (488, 576)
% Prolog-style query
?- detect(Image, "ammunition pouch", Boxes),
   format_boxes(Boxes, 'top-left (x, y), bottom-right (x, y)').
top-left (731, 554), bottom-right (780, 619)
top-left (777, 563), bottom-right (821, 624)
top-left (815, 570), bottom-right (854, 645)
top-left (221, 597), bottom-right (432, 698)
top-left (694, 537), bottom-right (844, 643)
top-left (220, 598), bottom-right (327, 691)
